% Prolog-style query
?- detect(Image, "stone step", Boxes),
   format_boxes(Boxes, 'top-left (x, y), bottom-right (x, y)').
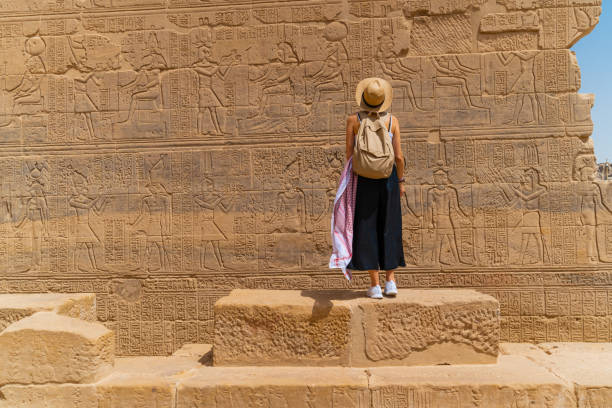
top-left (0, 311), bottom-right (114, 386)
top-left (213, 289), bottom-right (500, 367)
top-left (0, 293), bottom-right (96, 332)
top-left (0, 353), bottom-right (580, 408)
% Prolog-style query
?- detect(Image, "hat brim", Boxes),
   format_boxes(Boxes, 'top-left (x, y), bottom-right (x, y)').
top-left (355, 77), bottom-right (393, 113)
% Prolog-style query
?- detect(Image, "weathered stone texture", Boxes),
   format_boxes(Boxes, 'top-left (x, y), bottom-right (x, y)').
top-left (0, 293), bottom-right (96, 331)
top-left (214, 289), bottom-right (499, 366)
top-left (214, 289), bottom-right (353, 366)
top-left (369, 355), bottom-right (577, 407)
top-left (357, 289), bottom-right (499, 365)
top-left (176, 366), bottom-right (370, 408)
top-left (0, 0), bottom-right (603, 356)
top-left (0, 312), bottom-right (114, 385)
top-left (501, 343), bottom-right (612, 408)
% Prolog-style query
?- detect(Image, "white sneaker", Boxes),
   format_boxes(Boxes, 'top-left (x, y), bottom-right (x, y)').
top-left (384, 280), bottom-right (398, 297)
top-left (367, 285), bottom-right (383, 299)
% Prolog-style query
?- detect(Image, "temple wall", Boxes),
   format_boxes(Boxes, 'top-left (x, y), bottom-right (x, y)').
top-left (0, 0), bottom-right (604, 355)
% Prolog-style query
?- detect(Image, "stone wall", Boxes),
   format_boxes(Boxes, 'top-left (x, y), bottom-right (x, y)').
top-left (0, 0), bottom-right (604, 355)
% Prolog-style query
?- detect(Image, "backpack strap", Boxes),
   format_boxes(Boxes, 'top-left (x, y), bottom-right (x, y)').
top-left (388, 114), bottom-right (392, 132)
top-left (357, 112), bottom-right (361, 123)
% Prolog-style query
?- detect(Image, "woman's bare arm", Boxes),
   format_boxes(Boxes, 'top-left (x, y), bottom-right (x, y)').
top-left (345, 114), bottom-right (359, 160)
top-left (391, 115), bottom-right (404, 181)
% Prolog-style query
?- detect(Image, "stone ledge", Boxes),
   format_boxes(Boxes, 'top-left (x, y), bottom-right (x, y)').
top-left (0, 293), bottom-right (96, 332)
top-left (0, 311), bottom-right (114, 386)
top-left (2, 346), bottom-right (608, 408)
top-left (213, 289), bottom-right (500, 367)
top-left (369, 355), bottom-right (576, 407)
top-left (176, 366), bottom-right (370, 408)
top-left (501, 343), bottom-right (612, 408)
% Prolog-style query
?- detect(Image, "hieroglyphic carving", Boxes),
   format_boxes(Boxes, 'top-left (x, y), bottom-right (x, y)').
top-left (0, 0), bottom-right (604, 354)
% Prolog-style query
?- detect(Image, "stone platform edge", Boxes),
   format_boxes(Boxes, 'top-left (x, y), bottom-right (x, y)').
top-left (1, 344), bottom-right (612, 407)
top-left (213, 289), bottom-right (501, 367)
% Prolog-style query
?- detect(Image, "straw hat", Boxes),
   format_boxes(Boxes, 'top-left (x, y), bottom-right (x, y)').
top-left (355, 77), bottom-right (393, 113)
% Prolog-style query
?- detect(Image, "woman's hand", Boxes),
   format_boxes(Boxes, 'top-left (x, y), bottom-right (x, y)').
top-left (399, 182), bottom-right (406, 195)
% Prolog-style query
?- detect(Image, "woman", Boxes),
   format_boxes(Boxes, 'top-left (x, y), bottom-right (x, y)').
top-left (345, 77), bottom-right (406, 298)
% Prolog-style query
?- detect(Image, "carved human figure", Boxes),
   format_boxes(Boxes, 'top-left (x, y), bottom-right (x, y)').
top-left (498, 51), bottom-right (544, 124)
top-left (131, 182), bottom-right (171, 272)
top-left (377, 33), bottom-right (425, 112)
top-left (431, 55), bottom-right (485, 109)
top-left (267, 179), bottom-right (307, 233)
top-left (574, 154), bottom-right (612, 263)
top-left (309, 22), bottom-right (348, 105)
top-left (15, 161), bottom-right (49, 271)
top-left (118, 69), bottom-right (161, 124)
top-left (74, 72), bottom-right (103, 141)
top-left (507, 168), bottom-right (548, 264)
top-left (69, 172), bottom-right (109, 272)
top-left (118, 69), bottom-right (161, 123)
top-left (426, 166), bottom-right (470, 265)
top-left (250, 41), bottom-right (299, 118)
top-left (142, 32), bottom-right (168, 70)
top-left (194, 176), bottom-right (233, 270)
top-left (401, 187), bottom-right (422, 265)
top-left (7, 38), bottom-right (46, 113)
top-left (193, 43), bottom-right (234, 135)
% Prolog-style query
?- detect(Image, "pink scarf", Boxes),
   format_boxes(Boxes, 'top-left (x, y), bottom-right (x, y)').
top-left (329, 157), bottom-right (357, 280)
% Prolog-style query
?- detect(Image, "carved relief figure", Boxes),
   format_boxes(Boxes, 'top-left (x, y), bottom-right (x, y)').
top-left (498, 51), bottom-right (544, 124)
top-left (7, 37), bottom-right (46, 113)
top-left (118, 69), bottom-right (161, 124)
top-left (377, 34), bottom-right (426, 112)
top-left (431, 55), bottom-right (485, 110)
top-left (74, 72), bottom-right (103, 141)
top-left (574, 151), bottom-right (612, 263)
top-left (309, 22), bottom-right (349, 105)
top-left (193, 37), bottom-right (236, 135)
top-left (130, 156), bottom-right (171, 272)
top-left (426, 165), bottom-right (470, 265)
top-left (250, 41), bottom-right (300, 118)
top-left (194, 176), bottom-right (233, 270)
top-left (142, 32), bottom-right (168, 70)
top-left (15, 161), bottom-right (49, 271)
top-left (131, 181), bottom-right (171, 272)
top-left (69, 168), bottom-right (109, 272)
top-left (267, 179), bottom-right (308, 233)
top-left (506, 168), bottom-right (548, 264)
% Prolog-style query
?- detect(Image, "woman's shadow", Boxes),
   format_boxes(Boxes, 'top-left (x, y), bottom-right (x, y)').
top-left (300, 289), bottom-right (363, 321)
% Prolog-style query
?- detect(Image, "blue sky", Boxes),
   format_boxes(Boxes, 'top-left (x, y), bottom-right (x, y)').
top-left (572, 4), bottom-right (611, 162)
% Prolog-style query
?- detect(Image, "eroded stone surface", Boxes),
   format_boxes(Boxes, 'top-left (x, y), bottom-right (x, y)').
top-left (214, 289), bottom-right (499, 366)
top-left (214, 289), bottom-right (353, 366)
top-left (369, 355), bottom-right (576, 407)
top-left (0, 384), bottom-right (98, 408)
top-left (0, 312), bottom-right (114, 385)
top-left (177, 366), bottom-right (369, 408)
top-left (501, 342), bottom-right (612, 407)
top-left (0, 293), bottom-right (96, 332)
top-left (357, 289), bottom-right (499, 365)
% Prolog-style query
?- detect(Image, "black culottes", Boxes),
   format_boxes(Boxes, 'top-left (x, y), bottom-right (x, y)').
top-left (347, 165), bottom-right (406, 271)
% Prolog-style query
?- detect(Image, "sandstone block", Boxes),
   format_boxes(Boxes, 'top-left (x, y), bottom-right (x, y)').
top-left (0, 312), bottom-right (114, 385)
top-left (501, 342), bottom-right (612, 408)
top-left (213, 289), bottom-right (353, 366)
top-left (95, 375), bottom-right (174, 408)
top-left (369, 355), bottom-right (576, 407)
top-left (176, 366), bottom-right (369, 408)
top-left (213, 289), bottom-right (499, 366)
top-left (0, 293), bottom-right (96, 332)
top-left (0, 384), bottom-right (98, 408)
top-left (353, 289), bottom-right (499, 366)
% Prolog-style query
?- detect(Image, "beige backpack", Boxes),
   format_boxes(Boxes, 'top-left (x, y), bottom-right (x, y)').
top-left (352, 111), bottom-right (395, 179)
